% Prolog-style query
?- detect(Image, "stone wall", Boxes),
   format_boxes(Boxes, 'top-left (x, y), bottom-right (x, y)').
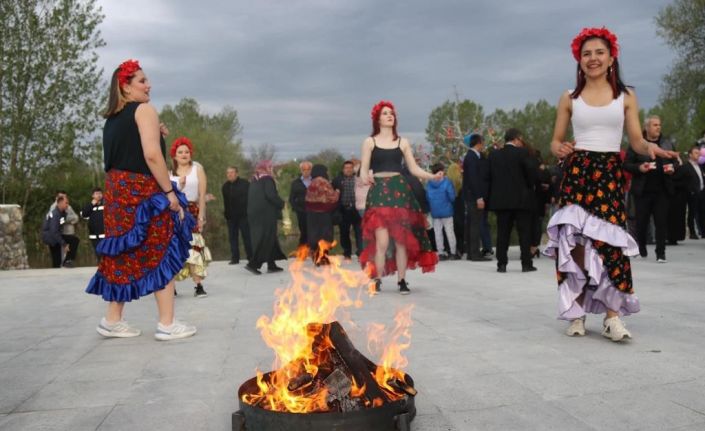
top-left (0, 205), bottom-right (30, 270)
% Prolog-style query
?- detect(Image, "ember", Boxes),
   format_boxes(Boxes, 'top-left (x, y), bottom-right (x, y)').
top-left (234, 244), bottom-right (417, 430)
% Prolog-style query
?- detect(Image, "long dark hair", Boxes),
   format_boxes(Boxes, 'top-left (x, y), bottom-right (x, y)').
top-left (103, 68), bottom-right (129, 118)
top-left (570, 36), bottom-right (628, 99)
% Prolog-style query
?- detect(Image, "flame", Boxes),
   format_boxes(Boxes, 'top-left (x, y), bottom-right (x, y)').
top-left (242, 241), bottom-right (415, 413)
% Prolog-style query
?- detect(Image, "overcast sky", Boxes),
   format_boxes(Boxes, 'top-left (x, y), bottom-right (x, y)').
top-left (96, 0), bottom-right (675, 161)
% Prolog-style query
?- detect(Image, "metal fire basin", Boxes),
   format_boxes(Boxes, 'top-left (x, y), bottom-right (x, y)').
top-left (233, 374), bottom-right (416, 431)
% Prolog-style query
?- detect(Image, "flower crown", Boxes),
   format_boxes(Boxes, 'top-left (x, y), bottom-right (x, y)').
top-left (117, 59), bottom-right (141, 87)
top-left (170, 136), bottom-right (194, 158)
top-left (571, 27), bottom-right (619, 61)
top-left (371, 100), bottom-right (395, 120)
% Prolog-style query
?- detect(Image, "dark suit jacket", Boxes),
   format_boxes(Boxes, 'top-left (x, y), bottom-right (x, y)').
top-left (487, 144), bottom-right (537, 211)
top-left (289, 178), bottom-right (308, 213)
top-left (623, 147), bottom-right (676, 196)
top-left (683, 161), bottom-right (705, 194)
top-left (462, 148), bottom-right (488, 203)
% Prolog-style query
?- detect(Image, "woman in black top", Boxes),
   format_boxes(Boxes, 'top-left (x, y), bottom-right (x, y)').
top-left (85, 59), bottom-right (197, 341)
top-left (359, 101), bottom-right (441, 294)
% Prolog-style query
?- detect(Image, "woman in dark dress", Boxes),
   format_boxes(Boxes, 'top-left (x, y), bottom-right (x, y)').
top-left (245, 160), bottom-right (286, 275)
top-left (305, 164), bottom-right (340, 265)
top-left (85, 59), bottom-right (197, 341)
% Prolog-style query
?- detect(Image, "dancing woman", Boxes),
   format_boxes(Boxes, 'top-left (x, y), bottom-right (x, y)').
top-left (86, 60), bottom-right (197, 341)
top-left (359, 101), bottom-right (441, 294)
top-left (169, 137), bottom-right (212, 297)
top-left (545, 28), bottom-right (676, 341)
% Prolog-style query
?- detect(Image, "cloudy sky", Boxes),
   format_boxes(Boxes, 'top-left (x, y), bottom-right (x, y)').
top-left (96, 0), bottom-right (675, 161)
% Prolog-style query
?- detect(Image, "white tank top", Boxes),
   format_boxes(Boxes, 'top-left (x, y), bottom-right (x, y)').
top-left (170, 161), bottom-right (201, 202)
top-left (571, 92), bottom-right (625, 152)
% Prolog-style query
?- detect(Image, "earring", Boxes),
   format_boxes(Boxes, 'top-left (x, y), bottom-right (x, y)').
top-left (607, 66), bottom-right (612, 75)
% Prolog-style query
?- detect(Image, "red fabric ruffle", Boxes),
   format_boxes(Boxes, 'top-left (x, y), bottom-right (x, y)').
top-left (359, 206), bottom-right (437, 278)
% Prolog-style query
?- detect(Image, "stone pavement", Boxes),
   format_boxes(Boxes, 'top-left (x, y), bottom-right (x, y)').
top-left (1, 242), bottom-right (705, 431)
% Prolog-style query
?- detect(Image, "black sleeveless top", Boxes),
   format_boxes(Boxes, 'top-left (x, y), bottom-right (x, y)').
top-left (103, 102), bottom-right (165, 174)
top-left (370, 137), bottom-right (403, 173)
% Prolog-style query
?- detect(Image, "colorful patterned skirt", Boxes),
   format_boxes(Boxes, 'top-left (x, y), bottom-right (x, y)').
top-left (360, 175), bottom-right (437, 278)
top-left (85, 169), bottom-right (195, 302)
top-left (175, 202), bottom-right (212, 281)
top-left (544, 151), bottom-right (640, 320)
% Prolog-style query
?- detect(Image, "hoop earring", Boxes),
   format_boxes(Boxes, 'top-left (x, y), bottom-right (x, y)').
top-left (607, 66), bottom-right (612, 76)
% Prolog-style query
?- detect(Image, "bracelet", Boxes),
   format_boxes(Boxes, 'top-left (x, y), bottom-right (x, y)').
top-left (163, 188), bottom-right (174, 195)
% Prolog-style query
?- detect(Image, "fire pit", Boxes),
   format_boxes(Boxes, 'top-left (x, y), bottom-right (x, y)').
top-left (234, 247), bottom-right (417, 430)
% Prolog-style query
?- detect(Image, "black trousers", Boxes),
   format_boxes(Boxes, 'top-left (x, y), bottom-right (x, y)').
top-left (49, 244), bottom-right (62, 268)
top-left (635, 191), bottom-right (669, 257)
top-left (227, 217), bottom-right (252, 262)
top-left (668, 189), bottom-right (688, 242)
top-left (687, 191), bottom-right (705, 237)
top-left (61, 234), bottom-right (79, 262)
top-left (464, 201), bottom-right (483, 259)
top-left (453, 198), bottom-right (465, 255)
top-left (494, 209), bottom-right (532, 267)
top-left (338, 207), bottom-right (362, 257)
top-left (295, 210), bottom-right (308, 245)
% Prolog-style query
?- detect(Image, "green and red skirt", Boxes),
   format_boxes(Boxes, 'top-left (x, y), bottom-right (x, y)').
top-left (360, 175), bottom-right (437, 277)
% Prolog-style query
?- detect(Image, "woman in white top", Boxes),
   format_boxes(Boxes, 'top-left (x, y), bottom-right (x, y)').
top-left (545, 27), bottom-right (676, 341)
top-left (170, 137), bottom-right (212, 297)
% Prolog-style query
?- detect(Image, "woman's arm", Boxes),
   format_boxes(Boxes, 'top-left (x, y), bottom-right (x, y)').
top-left (359, 137), bottom-right (374, 184)
top-left (135, 103), bottom-right (180, 212)
top-left (400, 138), bottom-right (438, 181)
top-left (550, 92), bottom-right (574, 159)
top-left (197, 163), bottom-right (207, 228)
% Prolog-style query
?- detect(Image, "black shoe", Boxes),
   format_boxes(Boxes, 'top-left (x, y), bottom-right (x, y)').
top-left (639, 248), bottom-right (648, 258)
top-left (470, 255), bottom-right (492, 262)
top-left (245, 264), bottom-right (262, 275)
top-left (174, 288), bottom-right (178, 296)
top-left (373, 278), bottom-right (381, 293)
top-left (229, 259), bottom-right (239, 265)
top-left (690, 234), bottom-right (699, 240)
top-left (398, 279), bottom-right (410, 295)
top-left (438, 253), bottom-right (449, 261)
top-left (62, 260), bottom-right (74, 268)
top-left (267, 265), bottom-right (284, 273)
top-left (449, 253), bottom-right (461, 261)
top-left (497, 264), bottom-right (507, 273)
top-left (194, 283), bottom-right (208, 298)
top-left (522, 265), bottom-right (538, 272)
top-left (668, 240), bottom-right (679, 246)
top-left (482, 249), bottom-right (494, 257)
top-left (532, 249), bottom-right (541, 259)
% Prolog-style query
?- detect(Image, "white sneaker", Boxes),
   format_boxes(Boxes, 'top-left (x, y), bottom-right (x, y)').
top-left (154, 319), bottom-right (197, 341)
top-left (565, 316), bottom-right (586, 336)
top-left (602, 316), bottom-right (632, 342)
top-left (96, 318), bottom-right (141, 338)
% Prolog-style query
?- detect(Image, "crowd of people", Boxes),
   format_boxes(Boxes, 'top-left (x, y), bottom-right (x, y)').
top-left (34, 27), bottom-right (705, 344)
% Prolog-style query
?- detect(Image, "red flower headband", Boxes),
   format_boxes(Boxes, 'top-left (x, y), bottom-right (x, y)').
top-left (170, 136), bottom-right (194, 158)
top-left (571, 27), bottom-right (619, 61)
top-left (117, 59), bottom-right (141, 87)
top-left (371, 100), bottom-right (396, 121)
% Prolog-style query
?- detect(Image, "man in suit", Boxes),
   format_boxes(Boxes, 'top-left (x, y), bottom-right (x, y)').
top-left (222, 166), bottom-right (252, 264)
top-left (487, 128), bottom-right (537, 273)
top-left (623, 115), bottom-right (676, 263)
top-left (685, 145), bottom-right (705, 239)
top-left (462, 133), bottom-right (491, 262)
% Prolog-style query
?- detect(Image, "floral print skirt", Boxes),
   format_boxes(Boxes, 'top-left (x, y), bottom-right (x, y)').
top-left (544, 151), bottom-right (640, 320)
top-left (360, 175), bottom-right (437, 278)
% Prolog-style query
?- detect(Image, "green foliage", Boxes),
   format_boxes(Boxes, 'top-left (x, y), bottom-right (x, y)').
top-left (160, 98), bottom-right (247, 260)
top-left (654, 0), bottom-right (705, 148)
top-left (487, 100), bottom-right (557, 160)
top-left (425, 99), bottom-right (485, 165)
top-left (304, 148), bottom-right (345, 177)
top-left (0, 0), bottom-right (105, 267)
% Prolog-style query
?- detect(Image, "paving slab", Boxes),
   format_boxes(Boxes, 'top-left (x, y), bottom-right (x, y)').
top-left (0, 241), bottom-right (704, 430)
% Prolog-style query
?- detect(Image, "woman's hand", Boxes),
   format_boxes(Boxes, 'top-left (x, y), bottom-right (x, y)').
top-left (647, 142), bottom-right (678, 160)
top-left (198, 217), bottom-right (206, 231)
top-left (167, 192), bottom-right (180, 212)
top-left (431, 170), bottom-right (444, 181)
top-left (552, 141), bottom-right (575, 159)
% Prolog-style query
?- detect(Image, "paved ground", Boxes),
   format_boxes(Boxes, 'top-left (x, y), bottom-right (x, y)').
top-left (1, 241), bottom-right (705, 431)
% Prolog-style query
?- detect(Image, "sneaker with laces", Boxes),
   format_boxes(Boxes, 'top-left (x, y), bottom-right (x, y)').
top-left (565, 316), bottom-right (586, 336)
top-left (601, 316), bottom-right (631, 342)
top-left (96, 318), bottom-right (141, 338)
top-left (398, 279), bottom-right (410, 295)
top-left (194, 284), bottom-right (208, 298)
top-left (155, 319), bottom-right (197, 341)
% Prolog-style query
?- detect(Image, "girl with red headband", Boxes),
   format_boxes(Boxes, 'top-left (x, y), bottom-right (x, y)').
top-left (545, 28), bottom-right (677, 341)
top-left (169, 137), bottom-right (212, 297)
top-left (359, 101), bottom-right (442, 294)
top-left (85, 59), bottom-right (197, 341)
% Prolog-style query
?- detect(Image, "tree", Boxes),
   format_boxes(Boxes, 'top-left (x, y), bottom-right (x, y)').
top-left (160, 98), bottom-right (246, 260)
top-left (304, 148), bottom-right (345, 177)
top-left (654, 0), bottom-right (705, 148)
top-left (0, 0), bottom-right (105, 208)
top-left (425, 98), bottom-right (485, 165)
